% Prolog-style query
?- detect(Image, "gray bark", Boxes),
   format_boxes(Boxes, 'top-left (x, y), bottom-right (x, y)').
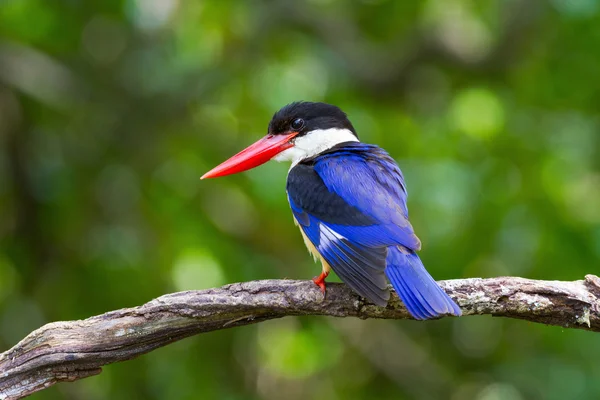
top-left (1, 275), bottom-right (600, 400)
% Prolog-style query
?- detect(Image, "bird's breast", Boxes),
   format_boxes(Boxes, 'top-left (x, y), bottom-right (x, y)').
top-left (292, 215), bottom-right (331, 275)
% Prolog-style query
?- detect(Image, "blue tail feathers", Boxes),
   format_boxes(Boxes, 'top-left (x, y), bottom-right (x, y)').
top-left (385, 247), bottom-right (461, 320)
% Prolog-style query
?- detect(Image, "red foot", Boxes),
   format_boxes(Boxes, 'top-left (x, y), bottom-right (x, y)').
top-left (312, 271), bottom-right (329, 294)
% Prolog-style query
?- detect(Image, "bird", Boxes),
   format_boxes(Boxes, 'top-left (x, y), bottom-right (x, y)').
top-left (201, 101), bottom-right (461, 320)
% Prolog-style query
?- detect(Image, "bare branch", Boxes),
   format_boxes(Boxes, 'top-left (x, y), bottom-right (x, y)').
top-left (1, 275), bottom-right (600, 400)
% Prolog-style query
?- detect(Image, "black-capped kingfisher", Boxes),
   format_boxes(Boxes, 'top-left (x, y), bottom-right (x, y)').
top-left (202, 102), bottom-right (461, 320)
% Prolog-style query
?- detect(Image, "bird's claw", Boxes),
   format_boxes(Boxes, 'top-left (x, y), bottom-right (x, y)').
top-left (312, 271), bottom-right (329, 294)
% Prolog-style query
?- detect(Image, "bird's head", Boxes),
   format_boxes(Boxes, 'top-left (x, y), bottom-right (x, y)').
top-left (201, 102), bottom-right (359, 179)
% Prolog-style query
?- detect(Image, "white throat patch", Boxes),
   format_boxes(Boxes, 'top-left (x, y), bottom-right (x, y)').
top-left (273, 128), bottom-right (359, 166)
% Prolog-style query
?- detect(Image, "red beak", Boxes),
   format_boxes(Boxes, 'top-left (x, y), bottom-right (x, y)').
top-left (201, 132), bottom-right (299, 179)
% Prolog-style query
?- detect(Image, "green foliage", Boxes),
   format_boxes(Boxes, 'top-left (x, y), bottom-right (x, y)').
top-left (1, 0), bottom-right (599, 398)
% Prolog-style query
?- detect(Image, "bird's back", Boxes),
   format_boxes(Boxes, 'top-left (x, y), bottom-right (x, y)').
top-left (290, 142), bottom-right (421, 250)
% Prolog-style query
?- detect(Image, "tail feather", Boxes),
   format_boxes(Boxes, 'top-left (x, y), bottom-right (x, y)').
top-left (385, 246), bottom-right (461, 320)
top-left (392, 271), bottom-right (431, 318)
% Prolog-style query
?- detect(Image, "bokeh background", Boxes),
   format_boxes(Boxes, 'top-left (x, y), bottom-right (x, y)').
top-left (1, 0), bottom-right (599, 399)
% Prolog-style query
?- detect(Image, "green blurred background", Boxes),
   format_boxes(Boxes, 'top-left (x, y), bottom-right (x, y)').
top-left (1, 0), bottom-right (599, 399)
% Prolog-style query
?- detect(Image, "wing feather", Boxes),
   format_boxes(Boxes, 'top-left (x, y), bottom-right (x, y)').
top-left (287, 143), bottom-right (419, 306)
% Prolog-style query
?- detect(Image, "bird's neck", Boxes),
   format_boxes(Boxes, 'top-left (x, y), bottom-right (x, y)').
top-left (273, 128), bottom-right (359, 167)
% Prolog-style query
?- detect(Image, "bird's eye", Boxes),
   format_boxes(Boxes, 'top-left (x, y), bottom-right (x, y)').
top-left (290, 118), bottom-right (305, 131)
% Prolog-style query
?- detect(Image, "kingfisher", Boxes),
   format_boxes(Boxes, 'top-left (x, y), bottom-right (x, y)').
top-left (202, 102), bottom-right (461, 320)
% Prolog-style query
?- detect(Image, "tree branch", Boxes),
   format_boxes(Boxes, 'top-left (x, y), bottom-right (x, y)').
top-left (2, 275), bottom-right (600, 399)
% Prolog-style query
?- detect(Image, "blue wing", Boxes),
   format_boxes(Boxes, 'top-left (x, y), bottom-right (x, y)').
top-left (287, 143), bottom-right (421, 306)
top-left (314, 143), bottom-right (421, 250)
